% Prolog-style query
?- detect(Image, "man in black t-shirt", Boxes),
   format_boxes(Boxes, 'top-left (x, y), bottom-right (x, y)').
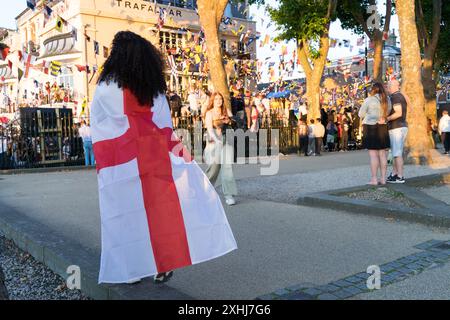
top-left (168, 91), bottom-right (182, 128)
top-left (386, 80), bottom-right (408, 184)
top-left (231, 90), bottom-right (245, 129)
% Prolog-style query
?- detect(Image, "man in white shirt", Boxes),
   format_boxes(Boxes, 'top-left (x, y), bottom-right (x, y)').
top-left (439, 110), bottom-right (450, 154)
top-left (188, 89), bottom-right (200, 117)
top-left (78, 120), bottom-right (95, 166)
top-left (314, 118), bottom-right (325, 156)
top-left (298, 101), bottom-right (308, 121)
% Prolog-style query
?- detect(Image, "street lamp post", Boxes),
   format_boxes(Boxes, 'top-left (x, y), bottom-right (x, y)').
top-left (83, 24), bottom-right (90, 104)
top-left (365, 34), bottom-right (368, 98)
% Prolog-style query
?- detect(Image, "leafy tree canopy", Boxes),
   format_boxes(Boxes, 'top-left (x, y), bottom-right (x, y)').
top-left (266, 0), bottom-right (337, 43)
top-left (336, 0), bottom-right (393, 37)
top-left (417, 0), bottom-right (450, 73)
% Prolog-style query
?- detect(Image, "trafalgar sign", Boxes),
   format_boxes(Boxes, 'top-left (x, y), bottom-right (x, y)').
top-left (114, 0), bottom-right (184, 18)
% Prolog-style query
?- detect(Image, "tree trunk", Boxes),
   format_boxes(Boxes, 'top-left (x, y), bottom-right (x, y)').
top-left (357, 0), bottom-right (391, 82)
top-left (297, 0), bottom-right (336, 120)
top-left (0, 266), bottom-right (8, 300)
top-left (372, 32), bottom-right (384, 82)
top-left (422, 50), bottom-right (438, 125)
top-left (397, 0), bottom-right (432, 164)
top-left (197, 0), bottom-right (231, 114)
top-left (298, 36), bottom-right (331, 120)
top-left (416, 0), bottom-right (441, 128)
top-left (306, 78), bottom-right (321, 120)
top-left (298, 45), bottom-right (328, 121)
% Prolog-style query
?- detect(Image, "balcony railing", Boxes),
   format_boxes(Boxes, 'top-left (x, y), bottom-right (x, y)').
top-left (40, 32), bottom-right (77, 59)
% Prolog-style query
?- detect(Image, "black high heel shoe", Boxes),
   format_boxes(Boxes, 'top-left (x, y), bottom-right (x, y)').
top-left (153, 271), bottom-right (174, 284)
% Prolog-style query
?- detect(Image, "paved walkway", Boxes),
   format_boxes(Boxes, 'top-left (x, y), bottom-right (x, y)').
top-left (0, 150), bottom-right (449, 299)
top-left (422, 185), bottom-right (450, 205)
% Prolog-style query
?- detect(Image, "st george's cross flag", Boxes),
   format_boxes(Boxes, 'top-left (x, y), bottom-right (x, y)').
top-left (90, 82), bottom-right (237, 283)
top-left (22, 52), bottom-right (37, 78)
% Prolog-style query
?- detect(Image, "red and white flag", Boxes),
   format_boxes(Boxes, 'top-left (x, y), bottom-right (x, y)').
top-left (0, 45), bottom-right (9, 60)
top-left (22, 52), bottom-right (37, 78)
top-left (156, 8), bottom-right (166, 31)
top-left (42, 60), bottom-right (51, 74)
top-left (91, 82), bottom-right (237, 283)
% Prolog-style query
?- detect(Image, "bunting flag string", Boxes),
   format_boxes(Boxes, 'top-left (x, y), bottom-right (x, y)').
top-left (14, 0), bottom-right (259, 84)
top-left (26, 0), bottom-right (36, 11)
top-left (55, 15), bottom-right (65, 33)
top-left (50, 61), bottom-right (62, 76)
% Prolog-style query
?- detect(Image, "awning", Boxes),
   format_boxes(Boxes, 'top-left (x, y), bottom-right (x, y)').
top-left (266, 90), bottom-right (291, 99)
top-left (39, 32), bottom-right (79, 60)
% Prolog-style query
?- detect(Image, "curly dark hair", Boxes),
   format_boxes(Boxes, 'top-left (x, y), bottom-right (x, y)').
top-left (98, 31), bottom-right (167, 107)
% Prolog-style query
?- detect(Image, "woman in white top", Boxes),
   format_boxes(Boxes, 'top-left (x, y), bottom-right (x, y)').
top-left (358, 82), bottom-right (391, 185)
top-left (204, 93), bottom-right (238, 205)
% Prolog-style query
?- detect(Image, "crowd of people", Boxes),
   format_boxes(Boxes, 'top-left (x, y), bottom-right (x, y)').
top-left (165, 82), bottom-right (364, 156)
top-left (164, 76), bottom-right (450, 161)
top-left (1, 81), bottom-right (74, 114)
top-left (2, 77), bottom-right (448, 171)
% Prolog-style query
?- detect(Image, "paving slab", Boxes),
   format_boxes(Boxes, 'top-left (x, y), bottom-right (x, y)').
top-left (297, 173), bottom-right (450, 228)
top-left (236, 164), bottom-right (450, 205)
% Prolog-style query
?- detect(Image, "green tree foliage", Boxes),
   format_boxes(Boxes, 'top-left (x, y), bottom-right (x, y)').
top-left (267, 0), bottom-right (336, 46)
top-left (256, 0), bottom-right (337, 119)
top-left (416, 0), bottom-right (450, 74)
top-left (336, 0), bottom-right (393, 82)
top-left (337, 0), bottom-right (391, 36)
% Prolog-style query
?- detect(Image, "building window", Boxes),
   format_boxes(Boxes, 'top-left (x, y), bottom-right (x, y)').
top-left (57, 67), bottom-right (74, 90)
top-left (159, 31), bottom-right (185, 53)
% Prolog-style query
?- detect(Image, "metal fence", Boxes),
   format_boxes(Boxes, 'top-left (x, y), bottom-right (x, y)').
top-left (173, 112), bottom-right (301, 157)
top-left (0, 109), bottom-right (360, 170)
top-left (1, 108), bottom-right (84, 170)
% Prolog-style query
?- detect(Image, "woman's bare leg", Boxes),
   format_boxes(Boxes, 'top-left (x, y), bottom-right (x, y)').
top-left (368, 150), bottom-right (379, 185)
top-left (378, 149), bottom-right (388, 184)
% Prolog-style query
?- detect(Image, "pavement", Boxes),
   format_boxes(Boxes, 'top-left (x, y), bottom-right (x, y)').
top-left (422, 185), bottom-right (450, 205)
top-left (0, 149), bottom-right (450, 299)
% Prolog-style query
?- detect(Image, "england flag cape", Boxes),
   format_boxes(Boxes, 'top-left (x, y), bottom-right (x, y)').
top-left (90, 82), bottom-right (237, 284)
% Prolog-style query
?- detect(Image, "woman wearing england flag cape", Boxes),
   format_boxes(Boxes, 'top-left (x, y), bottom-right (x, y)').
top-left (90, 31), bottom-right (237, 284)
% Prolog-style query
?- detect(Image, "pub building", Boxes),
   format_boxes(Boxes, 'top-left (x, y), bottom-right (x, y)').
top-left (1, 0), bottom-right (257, 121)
